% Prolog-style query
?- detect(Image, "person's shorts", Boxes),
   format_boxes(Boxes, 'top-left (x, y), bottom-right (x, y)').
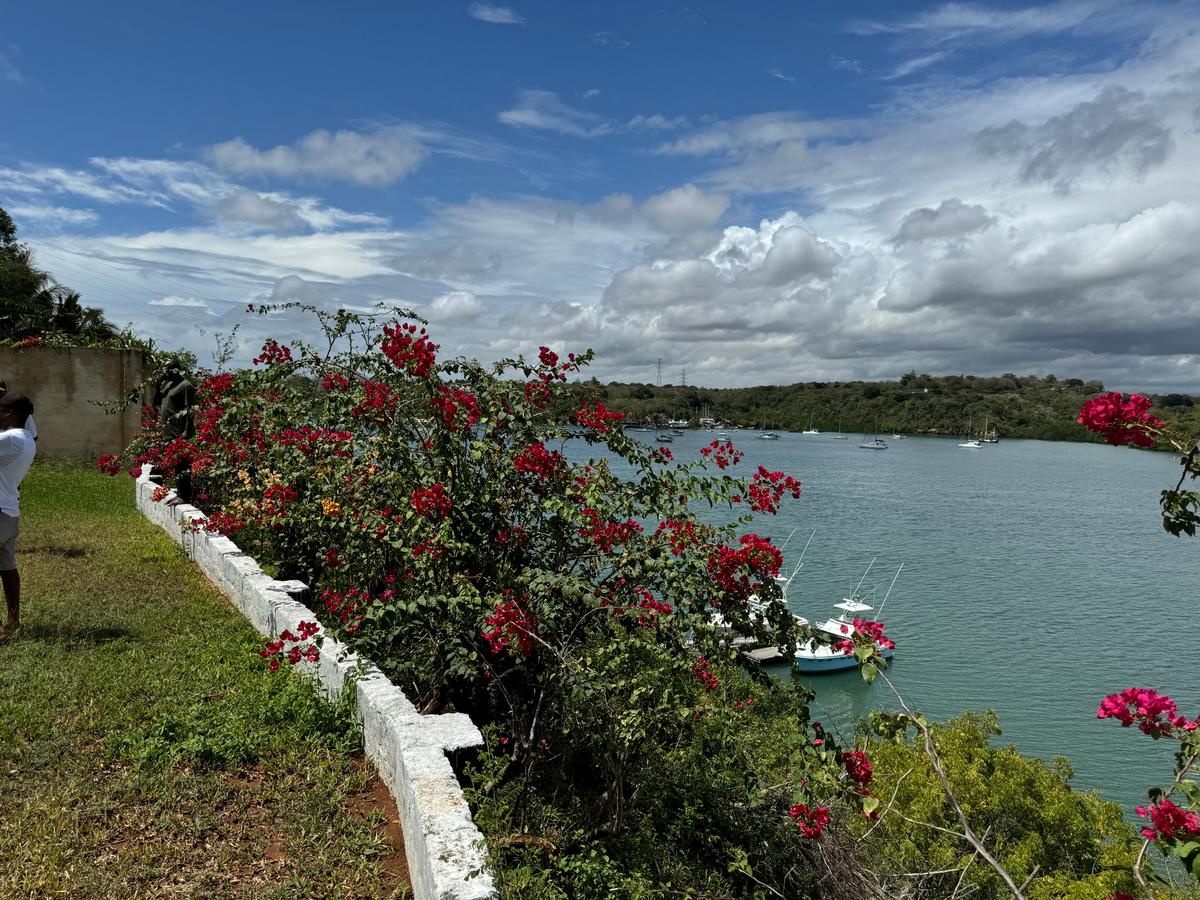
top-left (0, 513), bottom-right (19, 570)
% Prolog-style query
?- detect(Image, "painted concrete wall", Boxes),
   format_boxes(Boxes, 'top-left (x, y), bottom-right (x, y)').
top-left (0, 347), bottom-right (145, 458)
top-left (135, 470), bottom-right (497, 900)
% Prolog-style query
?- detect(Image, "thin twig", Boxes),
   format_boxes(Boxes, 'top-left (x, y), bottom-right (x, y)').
top-left (858, 767), bottom-right (913, 841)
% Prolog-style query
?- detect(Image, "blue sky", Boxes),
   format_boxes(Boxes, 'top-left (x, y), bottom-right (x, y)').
top-left (3, 1), bottom-right (1200, 388)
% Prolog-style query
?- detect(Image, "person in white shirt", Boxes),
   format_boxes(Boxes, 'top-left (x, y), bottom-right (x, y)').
top-left (0, 393), bottom-right (36, 640)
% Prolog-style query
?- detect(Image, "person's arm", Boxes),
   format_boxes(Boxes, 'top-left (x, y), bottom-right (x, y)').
top-left (25, 416), bottom-right (37, 442)
top-left (0, 433), bottom-right (17, 464)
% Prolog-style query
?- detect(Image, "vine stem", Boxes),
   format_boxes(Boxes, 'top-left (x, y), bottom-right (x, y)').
top-left (879, 673), bottom-right (1026, 899)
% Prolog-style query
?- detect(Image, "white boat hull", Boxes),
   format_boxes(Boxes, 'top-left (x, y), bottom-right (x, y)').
top-left (794, 645), bottom-right (894, 673)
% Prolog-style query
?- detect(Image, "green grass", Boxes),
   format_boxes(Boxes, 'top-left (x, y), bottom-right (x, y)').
top-left (0, 461), bottom-right (410, 898)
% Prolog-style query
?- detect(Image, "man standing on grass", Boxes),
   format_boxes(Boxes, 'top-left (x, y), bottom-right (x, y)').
top-left (0, 393), bottom-right (36, 641)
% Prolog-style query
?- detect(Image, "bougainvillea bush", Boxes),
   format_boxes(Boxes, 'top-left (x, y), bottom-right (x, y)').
top-left (103, 308), bottom-right (1182, 898)
top-left (107, 304), bottom-right (887, 896)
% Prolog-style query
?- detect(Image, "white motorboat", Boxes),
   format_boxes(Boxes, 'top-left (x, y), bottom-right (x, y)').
top-left (656, 432), bottom-right (673, 443)
top-left (958, 439), bottom-right (983, 449)
top-left (758, 431), bottom-right (780, 440)
top-left (794, 561), bottom-right (902, 673)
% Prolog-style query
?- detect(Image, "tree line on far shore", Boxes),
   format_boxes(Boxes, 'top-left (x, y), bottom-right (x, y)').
top-left (576, 373), bottom-right (1200, 443)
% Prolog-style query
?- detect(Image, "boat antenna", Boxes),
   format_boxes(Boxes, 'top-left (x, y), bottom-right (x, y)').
top-left (784, 529), bottom-right (817, 586)
top-left (875, 563), bottom-right (904, 617)
top-left (777, 526), bottom-right (800, 553)
top-left (852, 557), bottom-right (876, 600)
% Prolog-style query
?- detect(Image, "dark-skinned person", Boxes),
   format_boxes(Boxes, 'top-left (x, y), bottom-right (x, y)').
top-left (0, 393), bottom-right (36, 641)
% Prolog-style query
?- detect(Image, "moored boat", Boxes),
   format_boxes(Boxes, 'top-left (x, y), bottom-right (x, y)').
top-left (794, 561), bottom-right (902, 673)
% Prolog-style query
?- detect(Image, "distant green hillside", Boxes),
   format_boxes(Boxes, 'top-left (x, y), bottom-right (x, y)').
top-left (569, 372), bottom-right (1200, 443)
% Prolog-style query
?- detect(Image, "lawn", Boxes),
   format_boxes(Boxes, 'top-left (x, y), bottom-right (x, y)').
top-left (0, 461), bottom-right (410, 898)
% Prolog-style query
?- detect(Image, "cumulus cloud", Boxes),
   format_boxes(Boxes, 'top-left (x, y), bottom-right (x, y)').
top-left (498, 90), bottom-right (611, 138)
top-left (467, 2), bottom-right (524, 24)
top-left (892, 198), bottom-right (997, 244)
top-left (640, 184), bottom-right (729, 234)
top-left (975, 85), bottom-right (1175, 192)
top-left (428, 290), bottom-right (483, 323)
top-left (208, 126), bottom-right (428, 186)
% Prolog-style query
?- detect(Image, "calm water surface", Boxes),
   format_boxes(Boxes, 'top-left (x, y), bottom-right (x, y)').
top-left (570, 429), bottom-right (1199, 813)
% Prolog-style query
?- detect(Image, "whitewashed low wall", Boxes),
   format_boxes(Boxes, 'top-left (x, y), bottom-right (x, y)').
top-left (135, 471), bottom-right (496, 900)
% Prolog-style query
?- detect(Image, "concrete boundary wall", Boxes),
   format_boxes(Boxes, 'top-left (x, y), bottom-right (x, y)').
top-left (134, 469), bottom-right (497, 900)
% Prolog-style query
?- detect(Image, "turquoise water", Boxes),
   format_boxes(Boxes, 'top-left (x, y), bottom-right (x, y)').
top-left (573, 429), bottom-right (1199, 813)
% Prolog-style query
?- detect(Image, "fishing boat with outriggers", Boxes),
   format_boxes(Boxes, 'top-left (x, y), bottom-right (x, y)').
top-left (793, 560), bottom-right (902, 673)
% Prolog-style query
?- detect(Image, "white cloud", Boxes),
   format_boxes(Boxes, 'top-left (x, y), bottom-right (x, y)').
top-left (583, 88), bottom-right (602, 99)
top-left (6, 204), bottom-right (98, 226)
top-left (885, 51), bottom-right (952, 80)
top-left (498, 90), bottom-right (612, 138)
top-left (211, 192), bottom-right (309, 233)
top-left (769, 68), bottom-right (796, 84)
top-left (467, 2), bottom-right (524, 24)
top-left (428, 290), bottom-right (483, 323)
top-left (208, 126), bottom-right (428, 186)
top-left (625, 113), bottom-right (689, 132)
top-left (149, 295), bottom-right (212, 310)
top-left (892, 198), bottom-right (997, 244)
top-left (640, 184), bottom-right (729, 234)
top-left (849, 1), bottom-right (1123, 41)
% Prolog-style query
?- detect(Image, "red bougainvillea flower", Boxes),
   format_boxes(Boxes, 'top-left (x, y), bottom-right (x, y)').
top-left (96, 454), bottom-right (122, 476)
top-left (513, 443), bottom-right (564, 482)
top-left (482, 593), bottom-right (538, 656)
top-left (252, 339), bottom-right (293, 366)
top-left (198, 373), bottom-right (235, 400)
top-left (1137, 798), bottom-right (1200, 841)
top-left (842, 749), bottom-right (873, 787)
top-left (351, 380), bottom-right (398, 423)
top-left (746, 465), bottom-right (802, 514)
top-left (574, 400), bottom-right (625, 435)
top-left (1077, 392), bottom-right (1163, 448)
top-left (706, 533), bottom-right (783, 600)
top-left (788, 803), bottom-right (831, 840)
top-left (411, 483), bottom-right (453, 520)
top-left (1097, 688), bottom-right (1198, 737)
top-left (380, 322), bottom-right (438, 379)
top-left (853, 619), bottom-right (895, 650)
top-left (430, 385), bottom-right (480, 430)
top-left (578, 507), bottom-right (643, 552)
top-left (692, 654), bottom-right (719, 692)
top-left (700, 439), bottom-right (744, 469)
top-left (321, 373), bottom-right (351, 391)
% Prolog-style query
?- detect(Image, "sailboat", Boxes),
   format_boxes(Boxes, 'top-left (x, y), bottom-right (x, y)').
top-left (832, 415), bottom-right (848, 439)
top-left (802, 413), bottom-right (820, 435)
top-left (981, 417), bottom-right (999, 443)
top-left (958, 417), bottom-right (983, 449)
